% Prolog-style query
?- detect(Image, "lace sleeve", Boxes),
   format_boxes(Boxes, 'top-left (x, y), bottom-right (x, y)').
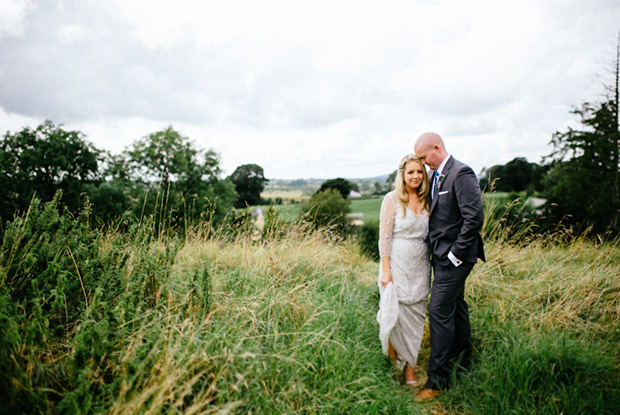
top-left (378, 193), bottom-right (396, 258)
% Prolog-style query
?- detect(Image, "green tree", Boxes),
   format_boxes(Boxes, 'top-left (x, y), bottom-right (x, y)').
top-left (543, 100), bottom-right (619, 233)
top-left (543, 43), bottom-right (619, 233)
top-left (126, 126), bottom-right (220, 186)
top-left (373, 181), bottom-right (384, 194)
top-left (124, 126), bottom-right (236, 226)
top-left (316, 178), bottom-right (353, 199)
top-left (300, 188), bottom-right (351, 232)
top-left (81, 152), bottom-right (134, 224)
top-left (228, 164), bottom-right (269, 208)
top-left (0, 120), bottom-right (101, 223)
top-left (479, 157), bottom-right (546, 193)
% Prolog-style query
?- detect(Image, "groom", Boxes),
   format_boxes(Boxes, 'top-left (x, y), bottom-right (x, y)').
top-left (413, 132), bottom-right (485, 401)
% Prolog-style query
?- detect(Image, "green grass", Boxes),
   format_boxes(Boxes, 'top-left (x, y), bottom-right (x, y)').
top-left (349, 197), bottom-right (382, 222)
top-left (0, 199), bottom-right (424, 414)
top-left (254, 203), bottom-right (301, 222)
top-left (441, 236), bottom-right (620, 414)
top-left (2, 197), bottom-right (619, 414)
top-left (259, 197), bottom-right (383, 223)
top-left (261, 193), bottom-right (509, 225)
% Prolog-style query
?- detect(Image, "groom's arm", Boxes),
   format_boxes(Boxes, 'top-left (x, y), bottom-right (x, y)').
top-left (450, 165), bottom-right (484, 262)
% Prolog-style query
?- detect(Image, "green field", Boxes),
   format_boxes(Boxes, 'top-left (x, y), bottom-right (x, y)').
top-left (256, 202), bottom-right (302, 221)
top-left (258, 193), bottom-right (529, 225)
top-left (261, 189), bottom-right (307, 202)
top-left (349, 197), bottom-right (382, 222)
top-left (4, 198), bottom-right (620, 414)
top-left (259, 197), bottom-right (383, 223)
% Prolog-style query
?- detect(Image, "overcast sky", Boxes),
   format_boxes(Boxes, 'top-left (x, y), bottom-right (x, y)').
top-left (1, 0), bottom-right (619, 179)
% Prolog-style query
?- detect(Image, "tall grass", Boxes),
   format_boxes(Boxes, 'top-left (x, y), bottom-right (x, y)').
top-left (1, 196), bottom-right (618, 414)
top-left (440, 205), bottom-right (620, 414)
top-left (0, 197), bottom-right (422, 414)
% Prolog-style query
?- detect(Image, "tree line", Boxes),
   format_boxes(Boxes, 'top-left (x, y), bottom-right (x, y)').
top-left (2, 42), bottom-right (619, 236)
top-left (0, 123), bottom-right (268, 232)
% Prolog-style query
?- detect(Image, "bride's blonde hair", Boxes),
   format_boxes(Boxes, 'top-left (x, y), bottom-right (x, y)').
top-left (393, 155), bottom-right (429, 217)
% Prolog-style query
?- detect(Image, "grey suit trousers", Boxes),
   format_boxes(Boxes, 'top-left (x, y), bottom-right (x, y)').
top-left (425, 260), bottom-right (474, 390)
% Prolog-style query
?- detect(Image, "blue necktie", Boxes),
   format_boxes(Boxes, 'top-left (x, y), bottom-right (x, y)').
top-left (432, 171), bottom-right (439, 199)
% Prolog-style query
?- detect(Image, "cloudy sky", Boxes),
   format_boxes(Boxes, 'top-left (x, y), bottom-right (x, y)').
top-left (1, 0), bottom-right (619, 179)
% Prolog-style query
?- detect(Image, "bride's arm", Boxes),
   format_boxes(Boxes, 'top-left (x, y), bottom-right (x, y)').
top-left (379, 194), bottom-right (396, 287)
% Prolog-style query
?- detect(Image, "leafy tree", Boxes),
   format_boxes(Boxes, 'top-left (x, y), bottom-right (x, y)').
top-left (79, 152), bottom-right (134, 224)
top-left (0, 120), bottom-right (101, 223)
top-left (316, 178), bottom-right (353, 199)
top-left (543, 99), bottom-right (619, 233)
top-left (126, 126), bottom-right (221, 186)
top-left (373, 181), bottom-right (384, 194)
top-left (300, 188), bottom-right (351, 232)
top-left (228, 164), bottom-right (269, 208)
top-left (479, 158), bottom-right (546, 193)
top-left (542, 43), bottom-right (620, 233)
top-left (124, 126), bottom-right (236, 226)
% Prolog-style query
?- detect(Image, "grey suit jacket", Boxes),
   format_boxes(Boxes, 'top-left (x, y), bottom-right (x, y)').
top-left (429, 156), bottom-right (485, 265)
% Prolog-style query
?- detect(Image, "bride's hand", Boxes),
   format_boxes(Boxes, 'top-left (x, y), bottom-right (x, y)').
top-left (380, 271), bottom-right (393, 287)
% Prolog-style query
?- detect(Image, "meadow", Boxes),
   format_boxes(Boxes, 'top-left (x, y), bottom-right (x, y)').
top-left (260, 189), bottom-right (307, 203)
top-left (1, 197), bottom-right (619, 414)
top-left (257, 196), bottom-right (383, 223)
top-left (259, 193), bottom-right (515, 225)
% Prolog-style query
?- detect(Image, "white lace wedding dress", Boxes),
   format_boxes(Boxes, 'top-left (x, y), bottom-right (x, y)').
top-left (376, 190), bottom-right (431, 370)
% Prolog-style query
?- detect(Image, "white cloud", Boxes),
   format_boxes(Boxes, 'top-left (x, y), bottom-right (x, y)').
top-left (0, 0), bottom-right (33, 38)
top-left (57, 23), bottom-right (88, 45)
top-left (1, 0), bottom-right (619, 178)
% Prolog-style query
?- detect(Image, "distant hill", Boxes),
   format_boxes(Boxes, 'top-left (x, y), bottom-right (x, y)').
top-left (353, 174), bottom-right (389, 182)
top-left (268, 174), bottom-right (390, 185)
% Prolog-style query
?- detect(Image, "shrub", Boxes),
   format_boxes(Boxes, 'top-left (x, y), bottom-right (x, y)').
top-left (299, 188), bottom-right (350, 233)
top-left (356, 219), bottom-right (380, 261)
top-left (0, 193), bottom-right (207, 414)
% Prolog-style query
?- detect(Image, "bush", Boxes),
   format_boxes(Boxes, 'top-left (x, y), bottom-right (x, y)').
top-left (299, 188), bottom-right (350, 233)
top-left (356, 219), bottom-right (380, 261)
top-left (0, 193), bottom-right (207, 414)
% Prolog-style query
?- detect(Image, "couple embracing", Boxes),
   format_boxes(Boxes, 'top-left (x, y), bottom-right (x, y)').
top-left (376, 132), bottom-right (485, 401)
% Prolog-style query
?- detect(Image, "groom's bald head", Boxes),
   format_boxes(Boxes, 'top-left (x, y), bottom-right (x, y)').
top-left (416, 132), bottom-right (445, 150)
top-left (414, 132), bottom-right (448, 170)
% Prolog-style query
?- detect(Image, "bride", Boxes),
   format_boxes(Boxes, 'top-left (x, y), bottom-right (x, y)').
top-left (377, 154), bottom-right (431, 385)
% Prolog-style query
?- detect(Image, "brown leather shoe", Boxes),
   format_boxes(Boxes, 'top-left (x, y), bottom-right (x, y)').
top-left (413, 388), bottom-right (442, 402)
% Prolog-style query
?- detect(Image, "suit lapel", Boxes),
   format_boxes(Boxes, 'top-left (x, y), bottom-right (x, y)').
top-left (430, 157), bottom-right (455, 214)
